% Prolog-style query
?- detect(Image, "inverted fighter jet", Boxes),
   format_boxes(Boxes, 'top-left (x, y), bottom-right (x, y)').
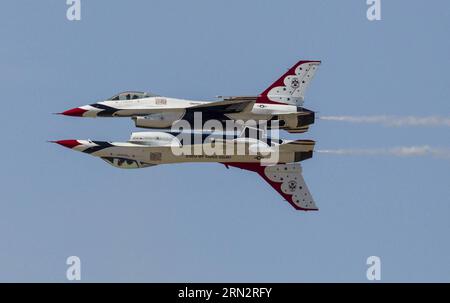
top-left (59, 60), bottom-right (320, 133)
top-left (52, 131), bottom-right (317, 211)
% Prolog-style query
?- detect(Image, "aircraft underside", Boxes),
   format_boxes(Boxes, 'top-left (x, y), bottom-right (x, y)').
top-left (53, 136), bottom-right (317, 211)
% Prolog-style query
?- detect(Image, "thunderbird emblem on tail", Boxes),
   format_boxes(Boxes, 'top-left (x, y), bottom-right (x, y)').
top-left (54, 59), bottom-right (321, 211)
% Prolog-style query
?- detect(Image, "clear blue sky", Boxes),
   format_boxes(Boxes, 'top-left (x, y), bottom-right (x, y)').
top-left (0, 0), bottom-right (449, 282)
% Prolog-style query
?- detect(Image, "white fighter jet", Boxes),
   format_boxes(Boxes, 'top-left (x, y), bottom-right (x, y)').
top-left (52, 130), bottom-right (318, 211)
top-left (59, 60), bottom-right (320, 133)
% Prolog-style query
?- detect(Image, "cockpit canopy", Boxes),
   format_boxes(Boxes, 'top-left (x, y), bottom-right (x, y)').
top-left (107, 91), bottom-right (158, 101)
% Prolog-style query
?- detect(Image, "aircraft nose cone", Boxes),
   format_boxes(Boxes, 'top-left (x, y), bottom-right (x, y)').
top-left (60, 107), bottom-right (88, 117)
top-left (51, 140), bottom-right (80, 149)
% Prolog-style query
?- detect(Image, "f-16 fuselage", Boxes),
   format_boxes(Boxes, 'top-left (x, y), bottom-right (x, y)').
top-left (62, 94), bottom-right (315, 133)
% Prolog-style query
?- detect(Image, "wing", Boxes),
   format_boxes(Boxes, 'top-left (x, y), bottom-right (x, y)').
top-left (225, 162), bottom-right (318, 211)
top-left (189, 97), bottom-right (256, 113)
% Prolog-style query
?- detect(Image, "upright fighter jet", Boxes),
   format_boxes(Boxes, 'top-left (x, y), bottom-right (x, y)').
top-left (59, 60), bottom-right (320, 133)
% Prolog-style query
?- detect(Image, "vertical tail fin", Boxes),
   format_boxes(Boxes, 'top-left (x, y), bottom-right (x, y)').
top-left (257, 60), bottom-right (321, 106)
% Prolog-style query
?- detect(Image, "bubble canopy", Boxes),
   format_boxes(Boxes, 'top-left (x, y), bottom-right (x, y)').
top-left (107, 91), bottom-right (158, 101)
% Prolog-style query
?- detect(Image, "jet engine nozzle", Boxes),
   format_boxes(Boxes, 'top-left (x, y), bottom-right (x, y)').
top-left (296, 110), bottom-right (315, 127)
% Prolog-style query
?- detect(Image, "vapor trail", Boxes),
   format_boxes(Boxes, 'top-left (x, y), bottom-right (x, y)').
top-left (319, 115), bottom-right (450, 127)
top-left (317, 146), bottom-right (450, 159)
